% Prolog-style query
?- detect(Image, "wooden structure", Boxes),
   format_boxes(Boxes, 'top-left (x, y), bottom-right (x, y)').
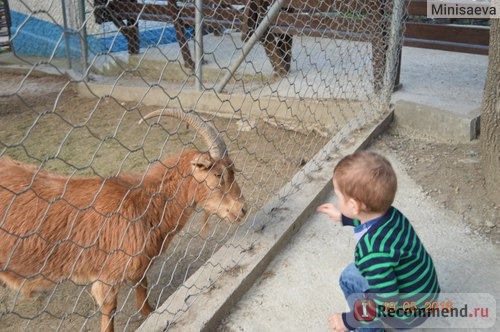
top-left (93, 0), bottom-right (489, 89)
top-left (405, 0), bottom-right (489, 55)
top-left (93, 0), bottom-right (394, 91)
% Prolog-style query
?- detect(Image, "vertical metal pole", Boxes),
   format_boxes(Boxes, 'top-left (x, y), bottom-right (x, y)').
top-left (215, 0), bottom-right (286, 93)
top-left (79, 0), bottom-right (89, 78)
top-left (382, 0), bottom-right (405, 102)
top-left (60, 0), bottom-right (72, 69)
top-left (195, 0), bottom-right (204, 91)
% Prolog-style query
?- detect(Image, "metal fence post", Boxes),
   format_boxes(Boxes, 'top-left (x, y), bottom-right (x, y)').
top-left (60, 0), bottom-right (72, 69)
top-left (382, 0), bottom-right (405, 101)
top-left (195, 0), bottom-right (204, 91)
top-left (78, 0), bottom-right (89, 78)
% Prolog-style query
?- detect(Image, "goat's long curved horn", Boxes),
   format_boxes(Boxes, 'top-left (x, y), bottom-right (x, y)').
top-left (139, 109), bottom-right (227, 160)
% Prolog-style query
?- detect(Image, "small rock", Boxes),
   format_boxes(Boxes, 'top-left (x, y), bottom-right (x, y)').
top-left (467, 150), bottom-right (478, 157)
top-left (485, 221), bottom-right (495, 228)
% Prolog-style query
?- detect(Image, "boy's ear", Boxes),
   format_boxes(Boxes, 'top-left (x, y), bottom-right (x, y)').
top-left (348, 198), bottom-right (362, 215)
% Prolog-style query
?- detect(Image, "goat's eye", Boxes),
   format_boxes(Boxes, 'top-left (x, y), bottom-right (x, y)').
top-left (215, 173), bottom-right (224, 183)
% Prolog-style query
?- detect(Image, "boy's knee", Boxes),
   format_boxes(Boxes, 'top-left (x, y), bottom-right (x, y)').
top-left (339, 263), bottom-right (359, 282)
top-left (339, 263), bottom-right (369, 293)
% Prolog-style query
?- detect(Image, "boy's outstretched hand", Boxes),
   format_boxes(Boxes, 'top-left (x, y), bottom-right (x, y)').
top-left (317, 203), bottom-right (341, 222)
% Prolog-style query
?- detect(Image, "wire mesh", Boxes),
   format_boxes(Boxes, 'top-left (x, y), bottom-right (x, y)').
top-left (0, 0), bottom-right (405, 330)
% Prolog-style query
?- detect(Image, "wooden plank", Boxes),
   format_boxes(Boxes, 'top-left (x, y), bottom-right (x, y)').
top-left (105, 2), bottom-right (373, 52)
top-left (206, 0), bottom-right (247, 6)
top-left (273, 13), bottom-right (372, 34)
top-left (107, 2), bottom-right (243, 26)
top-left (403, 37), bottom-right (489, 55)
top-left (180, 7), bottom-right (244, 27)
top-left (203, 0), bottom-right (377, 15)
top-left (271, 26), bottom-right (370, 41)
top-left (287, 0), bottom-right (373, 14)
top-left (406, 0), bottom-right (428, 16)
top-left (405, 22), bottom-right (490, 46)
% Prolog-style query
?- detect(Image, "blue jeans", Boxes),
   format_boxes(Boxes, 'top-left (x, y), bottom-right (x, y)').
top-left (339, 263), bottom-right (384, 332)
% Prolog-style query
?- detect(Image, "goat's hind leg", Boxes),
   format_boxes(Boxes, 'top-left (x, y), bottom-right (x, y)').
top-left (91, 281), bottom-right (119, 332)
top-left (0, 272), bottom-right (20, 288)
top-left (0, 271), bottom-right (47, 298)
top-left (135, 276), bottom-right (152, 316)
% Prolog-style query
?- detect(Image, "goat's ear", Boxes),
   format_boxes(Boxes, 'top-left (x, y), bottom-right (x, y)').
top-left (191, 154), bottom-right (214, 170)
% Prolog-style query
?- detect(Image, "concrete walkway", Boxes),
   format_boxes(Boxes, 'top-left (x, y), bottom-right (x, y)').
top-left (220, 149), bottom-right (500, 332)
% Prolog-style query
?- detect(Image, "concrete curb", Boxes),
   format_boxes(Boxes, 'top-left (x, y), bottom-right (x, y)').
top-left (137, 111), bottom-right (394, 332)
top-left (394, 100), bottom-right (481, 142)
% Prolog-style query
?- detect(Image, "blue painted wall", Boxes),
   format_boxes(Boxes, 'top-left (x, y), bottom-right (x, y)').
top-left (10, 11), bottom-right (190, 58)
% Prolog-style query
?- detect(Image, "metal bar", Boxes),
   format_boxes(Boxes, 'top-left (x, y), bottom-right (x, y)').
top-left (214, 0), bottom-right (286, 93)
top-left (79, 0), bottom-right (89, 79)
top-left (60, 0), bottom-right (72, 69)
top-left (381, 0), bottom-right (405, 101)
top-left (195, 0), bottom-right (204, 91)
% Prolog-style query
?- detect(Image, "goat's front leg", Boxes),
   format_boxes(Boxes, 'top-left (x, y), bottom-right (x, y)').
top-left (135, 277), bottom-right (152, 316)
top-left (91, 281), bottom-right (119, 332)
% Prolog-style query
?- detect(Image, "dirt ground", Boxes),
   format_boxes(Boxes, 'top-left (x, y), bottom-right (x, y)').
top-left (1, 71), bottom-right (498, 332)
top-left (372, 127), bottom-right (499, 245)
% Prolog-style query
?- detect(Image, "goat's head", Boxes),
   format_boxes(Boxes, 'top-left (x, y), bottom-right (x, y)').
top-left (140, 109), bottom-right (246, 223)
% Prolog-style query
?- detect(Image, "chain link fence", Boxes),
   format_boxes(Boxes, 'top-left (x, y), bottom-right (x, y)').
top-left (1, 0), bottom-right (405, 330)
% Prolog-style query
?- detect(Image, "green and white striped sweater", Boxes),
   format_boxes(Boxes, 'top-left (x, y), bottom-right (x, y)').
top-left (341, 207), bottom-right (441, 329)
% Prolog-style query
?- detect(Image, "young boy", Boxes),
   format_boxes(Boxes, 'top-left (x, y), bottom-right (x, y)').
top-left (317, 151), bottom-right (440, 331)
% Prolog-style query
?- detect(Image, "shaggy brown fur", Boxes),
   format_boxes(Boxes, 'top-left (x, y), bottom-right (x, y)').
top-left (0, 152), bottom-right (245, 332)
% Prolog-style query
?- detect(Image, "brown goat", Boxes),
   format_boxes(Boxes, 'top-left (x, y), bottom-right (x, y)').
top-left (0, 109), bottom-right (246, 332)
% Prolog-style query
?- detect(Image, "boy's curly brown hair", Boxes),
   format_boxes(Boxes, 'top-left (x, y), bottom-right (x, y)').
top-left (333, 151), bottom-right (397, 213)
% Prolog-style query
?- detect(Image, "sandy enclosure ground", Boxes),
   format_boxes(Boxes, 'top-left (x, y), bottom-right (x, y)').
top-left (0, 72), bottom-right (329, 331)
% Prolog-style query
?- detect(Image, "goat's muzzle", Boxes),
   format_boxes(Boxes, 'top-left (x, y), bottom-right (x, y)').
top-left (221, 197), bottom-right (247, 224)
